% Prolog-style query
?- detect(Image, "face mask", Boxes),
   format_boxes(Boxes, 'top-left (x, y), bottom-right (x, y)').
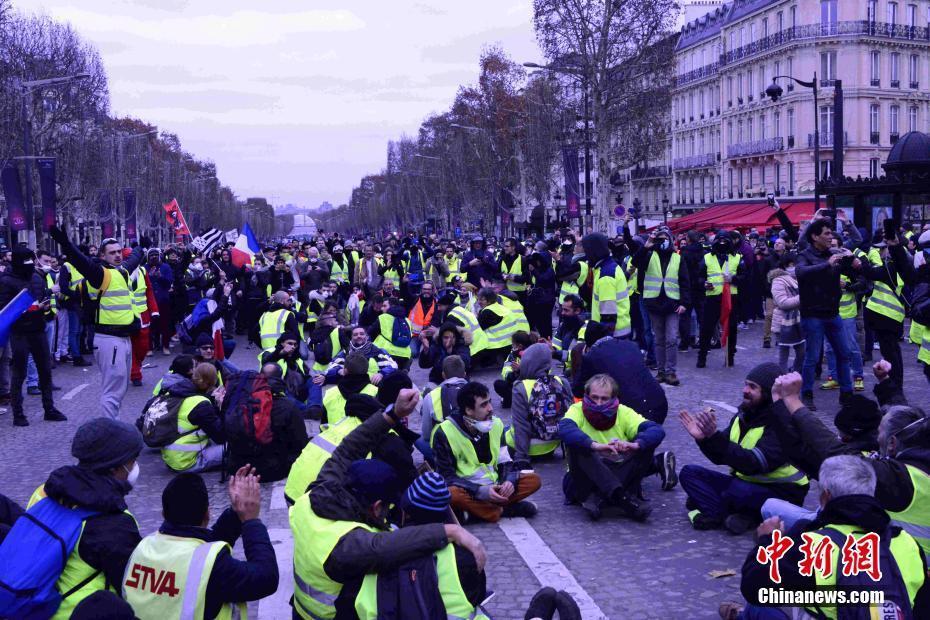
top-left (786, 266), bottom-right (796, 277)
top-left (659, 239), bottom-right (671, 251)
top-left (191, 263), bottom-right (203, 272)
top-left (472, 418), bottom-right (495, 434)
top-left (124, 462), bottom-right (140, 487)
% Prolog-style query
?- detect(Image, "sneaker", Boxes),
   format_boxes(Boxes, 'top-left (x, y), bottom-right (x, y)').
top-left (854, 377), bottom-right (865, 391)
top-left (43, 409), bottom-right (67, 422)
top-left (802, 391), bottom-right (817, 411)
top-left (724, 513), bottom-right (755, 535)
top-left (677, 344), bottom-right (689, 353)
top-left (664, 372), bottom-right (680, 386)
top-left (524, 587), bottom-right (557, 620)
top-left (657, 451), bottom-right (678, 491)
top-left (73, 358), bottom-right (92, 367)
top-left (553, 591), bottom-right (582, 620)
top-left (146, 350), bottom-right (154, 358)
top-left (762, 338), bottom-right (771, 349)
top-left (655, 370), bottom-right (666, 384)
top-left (581, 497), bottom-right (603, 521)
top-left (820, 378), bottom-right (840, 390)
top-left (696, 357), bottom-right (707, 369)
top-left (131, 379), bottom-right (143, 387)
top-left (719, 602), bottom-right (744, 620)
top-left (613, 493), bottom-right (651, 522)
top-left (26, 386), bottom-right (40, 396)
top-left (690, 510), bottom-right (720, 530)
top-left (737, 323), bottom-right (748, 330)
top-left (504, 500), bottom-right (538, 519)
top-left (162, 348), bottom-right (172, 356)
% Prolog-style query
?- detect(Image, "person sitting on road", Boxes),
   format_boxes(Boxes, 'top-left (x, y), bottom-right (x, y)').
top-left (559, 374), bottom-right (670, 522)
top-left (492, 330), bottom-right (536, 409)
top-left (678, 362), bottom-right (810, 534)
top-left (326, 326), bottom-right (398, 388)
top-left (122, 469), bottom-right (278, 619)
top-left (259, 331), bottom-right (311, 408)
top-left (418, 355), bottom-right (469, 465)
top-left (290, 388), bottom-right (488, 620)
top-left (369, 298), bottom-right (414, 369)
top-left (432, 381), bottom-right (542, 523)
top-left (160, 363), bottom-right (226, 473)
top-left (322, 352), bottom-right (378, 425)
top-left (507, 342), bottom-right (573, 466)
top-left (476, 287), bottom-right (529, 364)
top-left (418, 321), bottom-right (472, 386)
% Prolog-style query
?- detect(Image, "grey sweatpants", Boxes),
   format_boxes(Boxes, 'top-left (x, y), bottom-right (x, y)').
top-left (648, 310), bottom-right (680, 374)
top-left (94, 333), bottom-right (132, 419)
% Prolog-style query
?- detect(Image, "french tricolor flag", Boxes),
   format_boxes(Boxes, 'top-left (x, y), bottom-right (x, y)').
top-left (231, 222), bottom-right (260, 268)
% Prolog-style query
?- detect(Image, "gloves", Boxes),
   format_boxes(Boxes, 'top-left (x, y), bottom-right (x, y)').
top-left (48, 225), bottom-right (70, 246)
top-left (139, 234), bottom-right (152, 250)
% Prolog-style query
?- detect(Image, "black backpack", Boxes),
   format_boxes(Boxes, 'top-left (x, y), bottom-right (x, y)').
top-left (372, 554), bottom-right (446, 619)
top-left (136, 393), bottom-right (187, 448)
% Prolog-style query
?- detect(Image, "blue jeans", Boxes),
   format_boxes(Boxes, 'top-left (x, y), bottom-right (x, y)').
top-left (761, 497), bottom-right (819, 531)
top-left (222, 338), bottom-right (236, 359)
top-left (738, 605), bottom-right (790, 620)
top-left (679, 464), bottom-right (788, 521)
top-left (67, 309), bottom-right (82, 358)
top-left (415, 437), bottom-right (436, 467)
top-left (825, 316), bottom-right (863, 380)
top-left (639, 298), bottom-right (656, 364)
top-left (800, 315), bottom-right (852, 394)
top-left (304, 376), bottom-right (323, 408)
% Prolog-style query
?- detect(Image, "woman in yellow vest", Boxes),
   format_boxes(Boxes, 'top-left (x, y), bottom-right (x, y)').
top-left (123, 468), bottom-right (277, 620)
top-left (475, 288), bottom-right (528, 360)
top-left (160, 364), bottom-right (226, 473)
top-left (24, 417), bottom-right (144, 620)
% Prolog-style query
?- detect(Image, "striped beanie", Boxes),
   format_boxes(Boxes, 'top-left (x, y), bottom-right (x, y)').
top-left (400, 472), bottom-right (450, 520)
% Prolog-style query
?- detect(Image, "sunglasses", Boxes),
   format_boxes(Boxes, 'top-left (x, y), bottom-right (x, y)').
top-left (199, 345), bottom-right (215, 350)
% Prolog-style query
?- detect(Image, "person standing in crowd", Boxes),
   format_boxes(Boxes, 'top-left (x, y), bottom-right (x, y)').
top-left (634, 227), bottom-right (691, 386)
top-left (583, 232), bottom-right (631, 339)
top-left (768, 252), bottom-right (805, 373)
top-left (499, 238), bottom-right (530, 306)
top-left (57, 255), bottom-right (92, 367)
top-left (0, 247), bottom-right (65, 426)
top-left (127, 249), bottom-right (159, 387)
top-left (525, 251), bottom-right (557, 339)
top-left (407, 280), bottom-right (437, 359)
top-left (461, 235), bottom-right (496, 287)
top-left (697, 230), bottom-right (746, 368)
top-left (678, 230), bottom-right (706, 352)
top-left (760, 237), bottom-right (787, 348)
top-left (146, 249), bottom-right (175, 356)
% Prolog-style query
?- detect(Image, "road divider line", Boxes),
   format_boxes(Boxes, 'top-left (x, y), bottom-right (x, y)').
top-left (497, 517), bottom-right (607, 619)
top-left (270, 482), bottom-right (287, 511)
top-left (259, 527), bottom-right (294, 620)
top-left (62, 383), bottom-right (89, 401)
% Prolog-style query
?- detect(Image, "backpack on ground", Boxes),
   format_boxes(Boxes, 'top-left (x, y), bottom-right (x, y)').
top-left (527, 374), bottom-right (568, 442)
top-left (391, 318), bottom-right (412, 348)
top-left (223, 371), bottom-right (274, 458)
top-left (135, 393), bottom-right (186, 448)
top-left (0, 498), bottom-right (99, 619)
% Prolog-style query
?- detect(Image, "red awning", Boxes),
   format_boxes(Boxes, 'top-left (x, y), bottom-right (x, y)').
top-left (666, 200), bottom-right (817, 234)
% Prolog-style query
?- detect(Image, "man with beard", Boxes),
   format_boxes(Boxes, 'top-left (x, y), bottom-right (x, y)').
top-left (407, 280), bottom-right (438, 359)
top-left (633, 227), bottom-right (691, 386)
top-left (0, 247), bottom-right (66, 426)
top-left (461, 236), bottom-right (496, 287)
top-left (696, 230), bottom-right (747, 368)
top-left (678, 362), bottom-right (809, 534)
top-left (327, 326), bottom-right (398, 386)
top-left (552, 294), bottom-right (585, 369)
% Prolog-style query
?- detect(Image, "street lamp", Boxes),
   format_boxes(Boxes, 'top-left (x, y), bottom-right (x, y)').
top-left (662, 195), bottom-right (670, 225)
top-left (14, 72), bottom-right (92, 246)
top-left (766, 73), bottom-right (822, 212)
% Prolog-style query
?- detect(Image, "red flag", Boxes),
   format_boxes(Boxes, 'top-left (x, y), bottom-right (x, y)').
top-left (213, 328), bottom-right (225, 361)
top-left (163, 198), bottom-right (190, 238)
top-left (720, 283), bottom-right (732, 351)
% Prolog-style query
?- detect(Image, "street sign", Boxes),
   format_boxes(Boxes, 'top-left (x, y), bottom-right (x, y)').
top-left (614, 205), bottom-right (625, 217)
top-left (616, 224), bottom-right (625, 235)
top-left (454, 226), bottom-right (462, 238)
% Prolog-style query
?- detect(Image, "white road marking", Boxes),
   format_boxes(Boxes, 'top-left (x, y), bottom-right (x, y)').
top-left (497, 517), bottom-right (607, 619)
top-left (702, 399), bottom-right (738, 414)
top-left (62, 383), bottom-right (89, 401)
top-left (258, 527), bottom-right (294, 620)
top-left (270, 482), bottom-right (287, 511)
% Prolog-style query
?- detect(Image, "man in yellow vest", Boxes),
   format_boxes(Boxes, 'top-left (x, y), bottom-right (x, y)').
top-left (290, 388), bottom-right (486, 620)
top-left (326, 326), bottom-right (398, 386)
top-left (418, 355), bottom-right (468, 465)
top-left (499, 238), bottom-right (530, 305)
top-left (732, 454), bottom-right (928, 620)
top-left (678, 362), bottom-right (809, 534)
top-left (476, 287), bottom-right (528, 362)
top-left (22, 417), bottom-right (144, 618)
top-left (581, 232), bottom-right (631, 339)
top-left (123, 468), bottom-right (278, 620)
top-left (321, 353), bottom-right (378, 425)
top-left (558, 374), bottom-right (667, 521)
top-left (251, 290), bottom-right (299, 351)
top-left (49, 225), bottom-right (148, 419)
top-left (444, 245), bottom-right (463, 285)
top-left (697, 231), bottom-right (746, 369)
top-left (369, 300), bottom-right (413, 369)
top-left (432, 381), bottom-right (542, 523)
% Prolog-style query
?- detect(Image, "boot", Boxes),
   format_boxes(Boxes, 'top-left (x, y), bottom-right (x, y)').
top-left (663, 372), bottom-right (680, 386)
top-left (13, 412), bottom-right (28, 426)
top-left (696, 353), bottom-right (707, 368)
top-left (44, 408), bottom-right (67, 422)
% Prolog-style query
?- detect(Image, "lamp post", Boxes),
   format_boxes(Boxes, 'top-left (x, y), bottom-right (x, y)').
top-left (662, 195), bottom-right (670, 225)
top-left (13, 72), bottom-right (91, 246)
top-left (766, 73), bottom-right (821, 212)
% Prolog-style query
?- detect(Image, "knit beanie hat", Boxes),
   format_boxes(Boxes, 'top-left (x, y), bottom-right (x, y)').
top-left (70, 591), bottom-right (136, 620)
top-left (346, 459), bottom-right (402, 505)
top-left (400, 471), bottom-right (451, 524)
top-left (745, 362), bottom-right (782, 396)
top-left (195, 332), bottom-right (213, 347)
top-left (72, 418), bottom-right (144, 472)
top-left (834, 395), bottom-right (882, 437)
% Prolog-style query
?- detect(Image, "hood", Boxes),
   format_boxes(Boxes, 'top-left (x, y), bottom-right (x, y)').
top-left (158, 372), bottom-right (189, 394)
top-left (811, 494), bottom-right (889, 534)
top-left (164, 376), bottom-right (199, 398)
top-left (519, 342), bottom-right (552, 380)
top-left (337, 373), bottom-right (372, 399)
top-left (387, 304), bottom-right (407, 319)
top-left (44, 465), bottom-right (131, 513)
top-left (767, 268), bottom-right (788, 283)
top-left (11, 247), bottom-right (35, 280)
top-left (266, 375), bottom-right (288, 395)
top-left (345, 393), bottom-right (382, 421)
top-left (581, 233), bottom-right (609, 263)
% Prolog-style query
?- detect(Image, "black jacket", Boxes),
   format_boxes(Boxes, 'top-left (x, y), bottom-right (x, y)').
top-left (861, 245), bottom-right (913, 334)
top-left (432, 414), bottom-right (518, 494)
top-left (0, 271), bottom-right (51, 333)
top-left (795, 244), bottom-right (843, 319)
top-left (159, 509), bottom-right (278, 619)
top-left (679, 242), bottom-right (706, 296)
top-left (164, 377), bottom-right (225, 445)
top-left (42, 465), bottom-right (142, 590)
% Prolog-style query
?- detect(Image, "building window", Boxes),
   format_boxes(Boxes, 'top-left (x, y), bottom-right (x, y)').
top-left (820, 105), bottom-right (834, 141)
top-left (821, 0), bottom-right (837, 32)
top-left (738, 168), bottom-right (744, 197)
top-left (747, 70), bottom-right (754, 99)
top-left (787, 108), bottom-right (795, 141)
top-left (870, 158), bottom-right (880, 178)
top-left (777, 11), bottom-right (784, 31)
top-left (737, 73), bottom-right (743, 100)
top-left (788, 161), bottom-right (795, 194)
top-left (870, 104), bottom-right (880, 143)
top-left (775, 163), bottom-right (782, 192)
top-left (790, 5), bottom-right (797, 28)
top-left (737, 120), bottom-right (744, 142)
top-left (748, 167), bottom-right (753, 190)
top-left (729, 31), bottom-right (736, 52)
top-left (748, 119), bottom-right (754, 141)
top-left (909, 105), bottom-right (918, 132)
top-left (820, 160), bottom-right (834, 179)
top-left (820, 51), bottom-right (837, 84)
top-left (890, 104), bottom-right (900, 134)
top-left (908, 3), bottom-right (917, 28)
top-left (750, 22), bottom-right (756, 43)
top-left (728, 121), bottom-right (734, 143)
top-left (891, 52), bottom-right (901, 87)
top-left (762, 17), bottom-right (768, 37)
top-left (868, 0), bottom-right (877, 24)
top-left (910, 54), bottom-right (919, 88)
top-left (888, 2), bottom-right (898, 25)
top-left (728, 168), bottom-right (734, 196)
top-left (870, 51), bottom-right (881, 86)
top-left (761, 164), bottom-right (767, 187)
top-left (774, 111), bottom-right (781, 138)
top-left (760, 113), bottom-right (766, 139)
top-left (774, 60), bottom-right (781, 79)
top-left (727, 76), bottom-right (733, 105)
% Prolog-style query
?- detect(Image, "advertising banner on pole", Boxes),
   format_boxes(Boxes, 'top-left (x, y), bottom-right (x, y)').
top-left (123, 188), bottom-right (137, 240)
top-left (1, 165), bottom-right (27, 232)
top-left (562, 146), bottom-right (581, 219)
top-left (37, 158), bottom-right (57, 232)
top-left (99, 190), bottom-right (115, 238)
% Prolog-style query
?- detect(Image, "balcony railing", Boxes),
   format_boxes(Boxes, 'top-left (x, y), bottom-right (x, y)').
top-left (672, 153), bottom-right (718, 170)
top-left (720, 21), bottom-right (930, 67)
top-left (891, 79), bottom-right (901, 88)
top-left (870, 78), bottom-right (881, 86)
top-left (726, 137), bottom-right (784, 158)
top-left (870, 131), bottom-right (880, 145)
top-left (911, 81), bottom-right (920, 89)
top-left (891, 132), bottom-right (900, 144)
top-left (629, 165), bottom-right (670, 180)
top-left (807, 131), bottom-right (848, 147)
top-left (675, 62), bottom-right (720, 88)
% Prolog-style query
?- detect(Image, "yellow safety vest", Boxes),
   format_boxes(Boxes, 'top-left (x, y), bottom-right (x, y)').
top-left (257, 347), bottom-right (305, 376)
top-left (866, 275), bottom-right (905, 324)
top-left (447, 305), bottom-right (488, 355)
top-left (322, 383), bottom-right (378, 426)
top-left (88, 268), bottom-right (135, 327)
top-left (383, 268), bottom-right (401, 289)
top-left (290, 496), bottom-right (379, 620)
top-left (887, 464), bottom-right (930, 555)
top-left (559, 261), bottom-right (588, 305)
top-left (372, 314), bottom-right (413, 359)
top-left (432, 417), bottom-right (504, 486)
top-left (161, 395), bottom-right (212, 472)
top-left (918, 324), bottom-right (930, 366)
top-left (258, 308), bottom-right (292, 350)
top-left (839, 274), bottom-right (857, 320)
top-left (123, 533), bottom-right (243, 620)
top-left (502, 255), bottom-right (526, 292)
top-left (503, 377), bottom-right (566, 456)
top-left (130, 265), bottom-right (148, 321)
top-left (353, 544), bottom-right (490, 620)
top-left (446, 255), bottom-right (462, 283)
top-left (591, 263), bottom-right (631, 337)
top-left (482, 303), bottom-right (523, 350)
top-left (330, 258), bottom-right (349, 283)
top-left (64, 262), bottom-right (85, 296)
top-left (312, 328), bottom-right (342, 373)
top-left (27, 486), bottom-right (135, 620)
top-left (728, 417), bottom-right (808, 486)
top-left (563, 401), bottom-right (645, 450)
top-left (801, 523), bottom-right (924, 620)
top-left (44, 272), bottom-right (58, 316)
top-left (623, 256), bottom-right (638, 297)
top-left (643, 252), bottom-right (680, 300)
top-left (704, 253), bottom-right (741, 296)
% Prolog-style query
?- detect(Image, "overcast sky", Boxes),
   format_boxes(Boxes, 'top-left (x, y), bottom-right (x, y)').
top-left (19, 0), bottom-right (542, 210)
